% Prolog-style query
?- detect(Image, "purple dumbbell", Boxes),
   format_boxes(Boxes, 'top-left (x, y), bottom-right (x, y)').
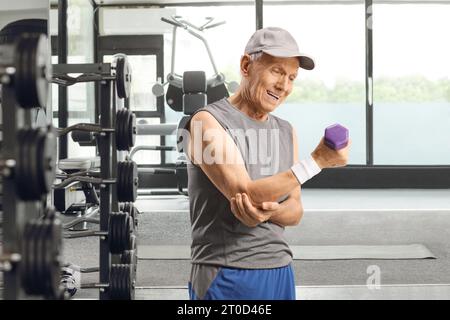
top-left (324, 124), bottom-right (349, 150)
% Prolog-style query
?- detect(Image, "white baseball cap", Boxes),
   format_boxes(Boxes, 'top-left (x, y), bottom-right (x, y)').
top-left (244, 27), bottom-right (315, 70)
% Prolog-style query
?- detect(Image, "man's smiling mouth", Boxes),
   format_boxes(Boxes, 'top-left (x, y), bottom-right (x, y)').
top-left (266, 90), bottom-right (280, 100)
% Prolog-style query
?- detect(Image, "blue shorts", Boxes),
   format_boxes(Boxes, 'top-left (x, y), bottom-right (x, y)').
top-left (188, 264), bottom-right (296, 300)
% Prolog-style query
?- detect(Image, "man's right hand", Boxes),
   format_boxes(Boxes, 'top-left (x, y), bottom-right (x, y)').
top-left (311, 137), bottom-right (351, 169)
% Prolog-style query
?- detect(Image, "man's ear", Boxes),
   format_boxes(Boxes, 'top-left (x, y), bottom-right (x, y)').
top-left (240, 54), bottom-right (252, 77)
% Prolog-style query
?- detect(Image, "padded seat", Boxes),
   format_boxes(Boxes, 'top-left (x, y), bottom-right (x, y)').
top-left (58, 157), bottom-right (101, 172)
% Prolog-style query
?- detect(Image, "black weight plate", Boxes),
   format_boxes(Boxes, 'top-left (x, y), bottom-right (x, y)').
top-left (115, 56), bottom-right (131, 99)
top-left (115, 109), bottom-right (126, 151)
top-left (124, 162), bottom-right (133, 202)
top-left (126, 161), bottom-right (138, 203)
top-left (108, 213), bottom-right (118, 254)
top-left (24, 223), bottom-right (35, 290)
top-left (115, 57), bottom-right (126, 99)
top-left (110, 264), bottom-right (120, 299)
top-left (21, 222), bottom-right (34, 293)
top-left (47, 216), bottom-right (63, 298)
top-left (28, 129), bottom-right (42, 199)
top-left (122, 110), bottom-right (130, 149)
top-left (15, 34), bottom-right (49, 109)
top-left (33, 221), bottom-right (45, 294)
top-left (118, 213), bottom-right (126, 252)
top-left (109, 212), bottom-right (126, 254)
top-left (121, 250), bottom-right (132, 264)
top-left (16, 129), bottom-right (36, 200)
top-left (127, 110), bottom-right (136, 149)
top-left (14, 34), bottom-right (31, 108)
top-left (16, 128), bottom-right (55, 200)
top-left (39, 128), bottom-right (57, 195)
top-left (115, 109), bottom-right (124, 150)
top-left (127, 264), bottom-right (135, 300)
top-left (129, 204), bottom-right (138, 228)
top-left (117, 162), bottom-right (126, 202)
top-left (38, 220), bottom-right (50, 294)
top-left (111, 264), bottom-right (133, 300)
top-left (124, 214), bottom-right (132, 250)
top-left (40, 219), bottom-right (51, 295)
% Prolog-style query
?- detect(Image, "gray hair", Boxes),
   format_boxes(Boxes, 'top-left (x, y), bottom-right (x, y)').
top-left (249, 51), bottom-right (264, 62)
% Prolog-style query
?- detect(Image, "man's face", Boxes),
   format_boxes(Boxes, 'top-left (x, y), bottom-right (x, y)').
top-left (245, 53), bottom-right (299, 113)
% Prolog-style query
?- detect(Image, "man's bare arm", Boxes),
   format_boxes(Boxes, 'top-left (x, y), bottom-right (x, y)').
top-left (188, 111), bottom-right (300, 206)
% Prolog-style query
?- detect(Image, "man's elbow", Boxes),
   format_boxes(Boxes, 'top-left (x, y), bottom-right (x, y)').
top-left (292, 206), bottom-right (304, 226)
top-left (246, 181), bottom-right (277, 206)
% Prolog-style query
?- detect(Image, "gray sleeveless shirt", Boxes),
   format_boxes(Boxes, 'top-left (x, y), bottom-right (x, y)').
top-left (187, 98), bottom-right (295, 271)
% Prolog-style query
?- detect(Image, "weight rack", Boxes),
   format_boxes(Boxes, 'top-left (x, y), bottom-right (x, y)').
top-left (52, 60), bottom-right (135, 300)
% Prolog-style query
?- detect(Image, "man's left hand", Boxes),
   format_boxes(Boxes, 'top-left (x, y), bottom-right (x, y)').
top-left (230, 193), bottom-right (279, 227)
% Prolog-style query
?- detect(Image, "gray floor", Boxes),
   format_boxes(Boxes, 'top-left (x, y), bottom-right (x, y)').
top-left (3, 189), bottom-right (450, 299)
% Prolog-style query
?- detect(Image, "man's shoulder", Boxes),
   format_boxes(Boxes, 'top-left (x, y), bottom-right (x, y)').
top-left (270, 113), bottom-right (293, 130)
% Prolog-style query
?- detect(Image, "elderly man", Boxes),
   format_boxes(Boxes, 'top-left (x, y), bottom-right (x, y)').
top-left (185, 27), bottom-right (350, 300)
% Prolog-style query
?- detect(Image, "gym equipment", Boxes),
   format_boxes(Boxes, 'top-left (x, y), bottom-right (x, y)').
top-left (114, 54), bottom-right (132, 99)
top-left (1, 28), bottom-right (61, 300)
top-left (0, 33), bottom-right (49, 109)
top-left (152, 16), bottom-right (237, 110)
top-left (324, 124), bottom-right (349, 150)
top-left (0, 19), bottom-right (47, 44)
top-left (14, 127), bottom-right (57, 200)
top-left (134, 70), bottom-right (207, 196)
top-left (64, 211), bottom-right (135, 254)
top-left (56, 108), bottom-right (136, 151)
top-left (60, 262), bottom-right (135, 300)
top-left (117, 161), bottom-right (138, 202)
top-left (20, 210), bottom-right (64, 299)
top-left (54, 160), bottom-right (138, 203)
top-left (52, 55), bottom-right (132, 100)
top-left (116, 108), bottom-right (137, 151)
top-left (120, 234), bottom-right (137, 268)
top-left (120, 202), bottom-right (140, 228)
top-left (80, 264), bottom-right (135, 300)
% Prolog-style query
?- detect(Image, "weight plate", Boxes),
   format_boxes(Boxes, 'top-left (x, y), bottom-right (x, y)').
top-left (127, 110), bottom-right (136, 149)
top-left (117, 161), bottom-right (138, 202)
top-left (46, 215), bottom-right (63, 298)
top-left (15, 33), bottom-right (49, 109)
top-left (109, 212), bottom-right (128, 254)
top-left (16, 128), bottom-right (56, 200)
top-left (115, 56), bottom-right (131, 99)
top-left (115, 109), bottom-right (125, 150)
top-left (21, 222), bottom-right (34, 293)
top-left (123, 161), bottom-right (137, 203)
top-left (110, 264), bottom-right (120, 299)
top-left (39, 128), bottom-right (57, 195)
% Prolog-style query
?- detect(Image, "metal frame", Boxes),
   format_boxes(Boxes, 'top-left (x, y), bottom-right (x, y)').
top-left (256, 0), bottom-right (263, 29)
top-left (58, 0), bottom-right (68, 160)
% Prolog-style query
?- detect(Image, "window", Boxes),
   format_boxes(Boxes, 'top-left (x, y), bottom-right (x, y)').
top-left (373, 3), bottom-right (450, 165)
top-left (265, 3), bottom-right (366, 164)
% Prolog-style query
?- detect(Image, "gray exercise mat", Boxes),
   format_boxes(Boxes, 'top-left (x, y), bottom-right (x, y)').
top-left (137, 244), bottom-right (436, 260)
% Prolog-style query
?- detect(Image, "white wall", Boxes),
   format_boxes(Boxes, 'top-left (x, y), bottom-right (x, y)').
top-left (100, 7), bottom-right (176, 35)
top-left (0, 0), bottom-right (48, 30)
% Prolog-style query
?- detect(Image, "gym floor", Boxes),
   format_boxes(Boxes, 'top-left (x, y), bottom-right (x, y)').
top-left (45, 189), bottom-right (450, 300)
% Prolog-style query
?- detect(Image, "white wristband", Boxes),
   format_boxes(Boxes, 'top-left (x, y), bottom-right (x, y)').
top-left (291, 155), bottom-right (322, 185)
